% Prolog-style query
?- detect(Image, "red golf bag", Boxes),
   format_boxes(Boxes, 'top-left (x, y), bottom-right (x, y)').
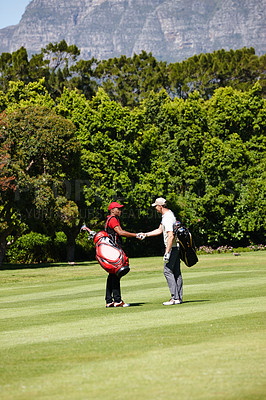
top-left (81, 226), bottom-right (130, 278)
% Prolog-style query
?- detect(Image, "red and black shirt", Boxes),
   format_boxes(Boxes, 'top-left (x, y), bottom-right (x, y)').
top-left (105, 215), bottom-right (122, 247)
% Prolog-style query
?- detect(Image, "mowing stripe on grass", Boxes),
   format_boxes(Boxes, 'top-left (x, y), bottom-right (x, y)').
top-left (0, 296), bottom-right (265, 348)
top-left (1, 270), bottom-right (265, 304)
top-left (0, 273), bottom-right (265, 318)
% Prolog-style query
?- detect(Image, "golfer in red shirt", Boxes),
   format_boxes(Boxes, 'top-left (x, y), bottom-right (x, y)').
top-left (105, 201), bottom-right (138, 308)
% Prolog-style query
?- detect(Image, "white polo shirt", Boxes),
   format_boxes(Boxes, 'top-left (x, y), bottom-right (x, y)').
top-left (161, 209), bottom-right (178, 248)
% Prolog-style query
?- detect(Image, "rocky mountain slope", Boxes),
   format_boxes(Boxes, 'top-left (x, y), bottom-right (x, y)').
top-left (0, 0), bottom-right (265, 62)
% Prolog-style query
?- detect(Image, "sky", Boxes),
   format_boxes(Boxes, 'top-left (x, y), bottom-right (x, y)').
top-left (0, 0), bottom-right (32, 29)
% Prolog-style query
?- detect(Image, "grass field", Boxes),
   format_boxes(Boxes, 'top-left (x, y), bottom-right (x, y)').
top-left (0, 252), bottom-right (265, 400)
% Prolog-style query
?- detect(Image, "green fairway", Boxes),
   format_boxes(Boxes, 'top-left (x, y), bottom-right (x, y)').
top-left (0, 252), bottom-right (265, 400)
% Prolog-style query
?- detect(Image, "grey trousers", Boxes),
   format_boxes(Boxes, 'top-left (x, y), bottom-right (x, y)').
top-left (164, 247), bottom-right (183, 301)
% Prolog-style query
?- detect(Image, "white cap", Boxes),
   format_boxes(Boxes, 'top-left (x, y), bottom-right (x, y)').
top-left (152, 197), bottom-right (167, 207)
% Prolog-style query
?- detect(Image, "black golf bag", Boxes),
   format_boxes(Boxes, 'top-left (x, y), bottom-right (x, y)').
top-left (173, 221), bottom-right (198, 267)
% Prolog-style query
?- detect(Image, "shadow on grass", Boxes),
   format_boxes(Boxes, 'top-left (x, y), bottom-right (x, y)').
top-left (129, 302), bottom-right (146, 307)
top-left (182, 299), bottom-right (210, 304)
top-left (0, 261), bottom-right (95, 271)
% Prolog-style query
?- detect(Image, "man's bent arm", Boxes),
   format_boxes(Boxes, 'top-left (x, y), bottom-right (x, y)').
top-left (165, 231), bottom-right (174, 254)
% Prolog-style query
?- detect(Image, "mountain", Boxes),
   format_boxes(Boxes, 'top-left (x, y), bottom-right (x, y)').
top-left (0, 0), bottom-right (265, 62)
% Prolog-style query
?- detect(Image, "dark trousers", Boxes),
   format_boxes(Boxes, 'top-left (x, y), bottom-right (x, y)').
top-left (105, 273), bottom-right (121, 303)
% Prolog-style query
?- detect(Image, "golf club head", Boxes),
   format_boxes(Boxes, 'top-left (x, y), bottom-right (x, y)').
top-left (80, 224), bottom-right (96, 239)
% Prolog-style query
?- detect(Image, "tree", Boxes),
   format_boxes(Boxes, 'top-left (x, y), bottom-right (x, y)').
top-left (0, 42), bottom-right (80, 99)
top-left (207, 83), bottom-right (266, 142)
top-left (69, 58), bottom-right (98, 99)
top-left (0, 48), bottom-right (50, 92)
top-left (56, 87), bottom-right (148, 242)
top-left (94, 51), bottom-right (170, 107)
top-left (168, 48), bottom-right (266, 99)
top-left (0, 106), bottom-right (80, 266)
top-left (54, 197), bottom-right (81, 262)
top-left (194, 84), bottom-right (266, 245)
top-left (41, 40), bottom-right (80, 72)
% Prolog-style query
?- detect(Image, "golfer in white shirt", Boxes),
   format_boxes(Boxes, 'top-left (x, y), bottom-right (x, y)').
top-left (143, 197), bottom-right (183, 305)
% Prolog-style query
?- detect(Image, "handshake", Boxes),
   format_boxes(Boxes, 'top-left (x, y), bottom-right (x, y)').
top-left (136, 232), bottom-right (147, 240)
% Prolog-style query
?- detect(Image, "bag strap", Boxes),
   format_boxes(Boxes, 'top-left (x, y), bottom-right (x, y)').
top-left (105, 215), bottom-right (120, 246)
top-left (105, 215), bottom-right (116, 231)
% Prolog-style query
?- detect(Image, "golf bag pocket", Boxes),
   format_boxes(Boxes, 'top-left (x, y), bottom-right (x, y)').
top-left (94, 231), bottom-right (130, 278)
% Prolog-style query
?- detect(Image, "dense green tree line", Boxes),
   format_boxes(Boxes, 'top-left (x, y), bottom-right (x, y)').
top-left (0, 42), bottom-right (265, 107)
top-left (0, 43), bottom-right (265, 265)
top-left (0, 76), bottom-right (265, 265)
